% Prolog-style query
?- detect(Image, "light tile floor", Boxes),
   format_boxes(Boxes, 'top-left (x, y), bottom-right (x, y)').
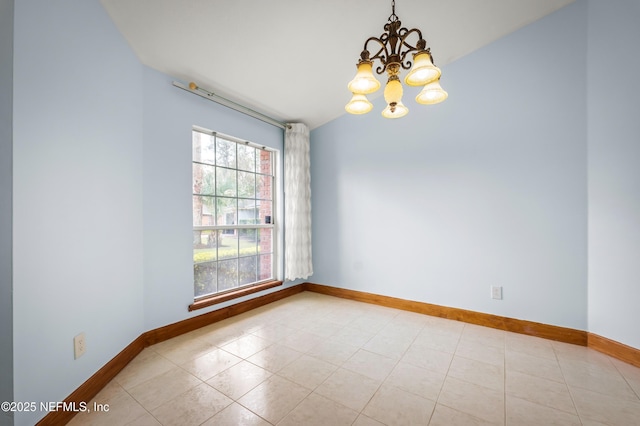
top-left (68, 291), bottom-right (640, 425)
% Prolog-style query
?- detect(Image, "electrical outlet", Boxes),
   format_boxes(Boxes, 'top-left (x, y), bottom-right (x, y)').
top-left (74, 333), bottom-right (86, 359)
top-left (491, 286), bottom-right (503, 300)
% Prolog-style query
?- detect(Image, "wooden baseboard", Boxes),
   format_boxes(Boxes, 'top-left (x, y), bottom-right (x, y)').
top-left (588, 333), bottom-right (640, 368)
top-left (37, 284), bottom-right (304, 425)
top-left (303, 283), bottom-right (640, 366)
top-left (36, 334), bottom-right (146, 426)
top-left (39, 281), bottom-right (640, 425)
top-left (146, 284), bottom-right (303, 345)
top-left (188, 280), bottom-right (284, 311)
top-left (303, 283), bottom-right (588, 345)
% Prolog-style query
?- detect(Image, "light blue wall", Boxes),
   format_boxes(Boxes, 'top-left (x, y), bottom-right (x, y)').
top-left (1, 1), bottom-right (14, 424)
top-left (12, 1), bottom-right (144, 424)
top-left (9, 1), bottom-right (291, 422)
top-left (5, 1), bottom-right (638, 424)
top-left (311, 1), bottom-right (588, 330)
top-left (142, 67), bottom-right (289, 331)
top-left (587, 0), bottom-right (640, 349)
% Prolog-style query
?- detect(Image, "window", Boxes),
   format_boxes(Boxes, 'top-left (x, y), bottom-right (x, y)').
top-left (192, 129), bottom-right (277, 301)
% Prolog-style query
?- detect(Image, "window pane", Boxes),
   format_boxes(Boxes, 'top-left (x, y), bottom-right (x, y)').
top-left (240, 228), bottom-right (258, 255)
top-left (217, 229), bottom-right (238, 260)
top-left (258, 254), bottom-right (272, 281)
top-left (258, 149), bottom-right (272, 175)
top-left (193, 132), bottom-right (215, 165)
top-left (218, 259), bottom-right (238, 292)
top-left (239, 256), bottom-right (258, 286)
top-left (259, 228), bottom-right (273, 254)
top-left (238, 199), bottom-right (258, 225)
top-left (257, 199), bottom-right (272, 224)
top-left (216, 168), bottom-right (237, 197)
top-left (238, 171), bottom-right (256, 198)
top-left (216, 138), bottom-right (236, 168)
top-left (216, 197), bottom-right (237, 226)
top-left (257, 175), bottom-right (272, 200)
top-left (193, 195), bottom-right (215, 226)
top-left (193, 163), bottom-right (215, 195)
top-left (194, 262), bottom-right (216, 297)
top-left (237, 144), bottom-right (256, 172)
top-left (194, 230), bottom-right (218, 258)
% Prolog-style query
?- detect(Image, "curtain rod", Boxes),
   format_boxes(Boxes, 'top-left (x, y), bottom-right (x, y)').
top-left (172, 81), bottom-right (290, 130)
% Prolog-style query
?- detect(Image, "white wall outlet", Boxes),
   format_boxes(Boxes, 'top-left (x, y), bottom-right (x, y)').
top-left (74, 332), bottom-right (86, 359)
top-left (491, 286), bottom-right (503, 300)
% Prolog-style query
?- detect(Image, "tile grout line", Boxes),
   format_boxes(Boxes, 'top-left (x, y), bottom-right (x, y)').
top-left (290, 338), bottom-right (361, 423)
top-left (238, 311), bottom-right (358, 425)
top-left (335, 310), bottom-right (414, 425)
top-left (84, 293), bottom-right (640, 426)
top-left (503, 334), bottom-right (507, 426)
top-left (125, 341), bottom-right (247, 425)
top-left (425, 322), bottom-right (463, 425)
top-left (266, 307), bottom-right (372, 424)
top-left (611, 361), bottom-right (640, 403)
top-left (312, 306), bottom-right (382, 425)
top-left (552, 344), bottom-right (585, 425)
top-left (119, 345), bottom-right (190, 426)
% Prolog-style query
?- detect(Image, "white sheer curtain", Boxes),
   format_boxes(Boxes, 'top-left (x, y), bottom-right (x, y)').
top-left (284, 123), bottom-right (313, 280)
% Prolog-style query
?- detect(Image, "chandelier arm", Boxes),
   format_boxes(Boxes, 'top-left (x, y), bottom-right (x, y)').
top-left (400, 27), bottom-right (423, 48)
top-left (397, 28), bottom-right (426, 69)
top-left (363, 35), bottom-right (387, 53)
top-left (363, 36), bottom-right (391, 74)
top-left (398, 46), bottom-right (416, 70)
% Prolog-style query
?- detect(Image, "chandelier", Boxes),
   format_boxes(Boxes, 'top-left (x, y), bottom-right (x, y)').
top-left (345, 0), bottom-right (448, 118)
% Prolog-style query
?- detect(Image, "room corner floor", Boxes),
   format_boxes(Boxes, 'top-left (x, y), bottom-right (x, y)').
top-left (68, 291), bottom-right (640, 425)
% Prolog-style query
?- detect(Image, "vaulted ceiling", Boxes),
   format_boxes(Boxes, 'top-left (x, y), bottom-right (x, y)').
top-left (100, 0), bottom-right (574, 129)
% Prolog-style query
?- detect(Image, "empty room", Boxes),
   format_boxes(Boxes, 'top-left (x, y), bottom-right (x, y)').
top-left (1, 0), bottom-right (639, 425)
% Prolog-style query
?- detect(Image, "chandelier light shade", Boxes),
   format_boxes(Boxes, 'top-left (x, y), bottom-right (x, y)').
top-left (347, 61), bottom-right (382, 95)
top-left (416, 78), bottom-right (448, 105)
top-left (346, 0), bottom-right (447, 119)
top-left (404, 51), bottom-right (441, 87)
top-left (345, 93), bottom-right (374, 114)
top-left (381, 100), bottom-right (409, 119)
top-left (381, 64), bottom-right (408, 118)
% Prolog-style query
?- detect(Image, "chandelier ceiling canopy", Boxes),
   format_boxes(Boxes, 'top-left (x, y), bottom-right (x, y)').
top-left (345, 0), bottom-right (448, 119)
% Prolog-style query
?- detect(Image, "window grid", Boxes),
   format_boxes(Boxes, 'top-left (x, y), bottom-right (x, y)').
top-left (192, 129), bottom-right (275, 299)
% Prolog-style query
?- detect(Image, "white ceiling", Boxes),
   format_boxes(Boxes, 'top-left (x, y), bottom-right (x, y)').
top-left (100, 0), bottom-right (574, 129)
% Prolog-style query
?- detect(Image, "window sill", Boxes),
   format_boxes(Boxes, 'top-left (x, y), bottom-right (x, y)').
top-left (188, 280), bottom-right (284, 312)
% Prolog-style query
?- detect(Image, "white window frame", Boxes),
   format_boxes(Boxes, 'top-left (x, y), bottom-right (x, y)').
top-left (192, 127), bottom-right (280, 302)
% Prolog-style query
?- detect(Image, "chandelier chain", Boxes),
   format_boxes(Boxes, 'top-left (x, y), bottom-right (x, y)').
top-left (389, 0), bottom-right (398, 22)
